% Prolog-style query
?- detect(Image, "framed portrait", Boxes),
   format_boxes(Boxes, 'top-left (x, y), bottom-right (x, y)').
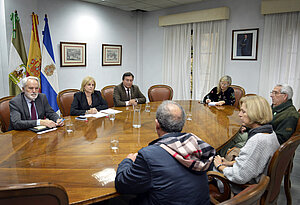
top-left (60, 42), bottom-right (86, 67)
top-left (231, 28), bottom-right (259, 60)
top-left (102, 44), bottom-right (122, 66)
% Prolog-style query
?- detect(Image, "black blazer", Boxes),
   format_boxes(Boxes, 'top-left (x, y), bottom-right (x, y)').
top-left (9, 93), bottom-right (59, 130)
top-left (70, 90), bottom-right (108, 116)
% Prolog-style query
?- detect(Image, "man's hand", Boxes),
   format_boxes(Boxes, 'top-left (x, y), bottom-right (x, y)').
top-left (40, 119), bottom-right (57, 128)
top-left (56, 118), bottom-right (64, 127)
top-left (127, 153), bottom-right (138, 162)
top-left (240, 126), bottom-right (247, 133)
top-left (206, 99), bottom-right (211, 104)
top-left (128, 99), bottom-right (137, 106)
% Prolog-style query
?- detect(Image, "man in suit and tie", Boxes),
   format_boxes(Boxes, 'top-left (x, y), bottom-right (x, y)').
top-left (9, 76), bottom-right (64, 130)
top-left (113, 72), bottom-right (146, 107)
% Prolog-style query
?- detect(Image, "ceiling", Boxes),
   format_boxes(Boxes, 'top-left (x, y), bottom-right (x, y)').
top-left (79, 0), bottom-right (207, 12)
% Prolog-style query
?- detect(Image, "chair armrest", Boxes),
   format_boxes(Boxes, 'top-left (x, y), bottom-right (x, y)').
top-left (207, 171), bottom-right (251, 204)
top-left (207, 171), bottom-right (232, 203)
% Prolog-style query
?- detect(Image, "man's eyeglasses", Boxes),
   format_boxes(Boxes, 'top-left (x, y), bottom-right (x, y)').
top-left (270, 91), bottom-right (284, 95)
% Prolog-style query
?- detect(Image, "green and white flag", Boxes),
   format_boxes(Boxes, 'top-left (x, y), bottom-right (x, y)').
top-left (8, 11), bottom-right (27, 96)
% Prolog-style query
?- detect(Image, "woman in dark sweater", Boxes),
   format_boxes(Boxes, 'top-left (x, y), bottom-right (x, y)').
top-left (203, 75), bottom-right (235, 106)
top-left (70, 76), bottom-right (108, 116)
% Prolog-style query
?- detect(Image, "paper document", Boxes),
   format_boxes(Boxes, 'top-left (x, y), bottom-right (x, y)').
top-left (100, 108), bottom-right (122, 114)
top-left (208, 102), bottom-right (218, 106)
top-left (83, 108), bottom-right (122, 118)
top-left (36, 127), bottom-right (57, 134)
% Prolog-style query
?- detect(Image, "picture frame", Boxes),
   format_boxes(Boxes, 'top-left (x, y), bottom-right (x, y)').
top-left (102, 44), bottom-right (122, 66)
top-left (231, 28), bottom-right (259, 60)
top-left (60, 42), bottom-right (86, 67)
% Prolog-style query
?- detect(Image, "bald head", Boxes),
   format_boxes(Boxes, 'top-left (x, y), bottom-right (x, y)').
top-left (156, 101), bottom-right (186, 133)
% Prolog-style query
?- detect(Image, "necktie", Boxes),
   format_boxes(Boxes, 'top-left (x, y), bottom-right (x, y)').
top-left (31, 101), bottom-right (37, 120)
top-left (127, 88), bottom-right (130, 100)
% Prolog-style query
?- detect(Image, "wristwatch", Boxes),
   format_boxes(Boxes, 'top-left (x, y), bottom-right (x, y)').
top-left (216, 164), bottom-right (223, 171)
top-left (135, 98), bottom-right (138, 103)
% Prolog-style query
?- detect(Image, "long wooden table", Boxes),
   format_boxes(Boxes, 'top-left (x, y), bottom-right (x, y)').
top-left (0, 100), bottom-right (241, 204)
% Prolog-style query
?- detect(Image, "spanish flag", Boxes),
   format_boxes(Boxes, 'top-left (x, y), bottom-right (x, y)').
top-left (26, 12), bottom-right (41, 80)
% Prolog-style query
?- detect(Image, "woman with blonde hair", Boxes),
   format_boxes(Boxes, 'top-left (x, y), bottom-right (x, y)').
top-left (203, 75), bottom-right (235, 105)
top-left (213, 95), bottom-right (279, 188)
top-left (70, 76), bottom-right (108, 116)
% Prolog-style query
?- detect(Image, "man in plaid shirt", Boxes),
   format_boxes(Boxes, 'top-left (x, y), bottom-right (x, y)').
top-left (115, 101), bottom-right (216, 205)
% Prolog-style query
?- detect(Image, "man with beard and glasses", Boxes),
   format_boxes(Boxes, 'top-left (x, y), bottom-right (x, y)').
top-left (9, 76), bottom-right (64, 130)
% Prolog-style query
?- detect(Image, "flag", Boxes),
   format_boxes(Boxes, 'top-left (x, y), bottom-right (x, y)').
top-left (26, 12), bottom-right (41, 80)
top-left (41, 15), bottom-right (59, 112)
top-left (8, 11), bottom-right (27, 96)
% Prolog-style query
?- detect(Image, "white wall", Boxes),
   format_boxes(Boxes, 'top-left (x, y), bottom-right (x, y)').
top-left (3, 0), bottom-right (138, 96)
top-left (141, 0), bottom-right (264, 96)
top-left (3, 0), bottom-right (265, 99)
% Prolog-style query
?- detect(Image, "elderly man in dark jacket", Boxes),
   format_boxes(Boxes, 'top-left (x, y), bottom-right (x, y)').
top-left (115, 101), bottom-right (216, 205)
top-left (219, 84), bottom-right (299, 157)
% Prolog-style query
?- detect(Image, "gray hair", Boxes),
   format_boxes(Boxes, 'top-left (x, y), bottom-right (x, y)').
top-left (277, 84), bottom-right (293, 100)
top-left (156, 101), bottom-right (186, 133)
top-left (22, 76), bottom-right (40, 88)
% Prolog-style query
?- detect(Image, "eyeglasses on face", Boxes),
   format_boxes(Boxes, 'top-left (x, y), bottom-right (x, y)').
top-left (270, 91), bottom-right (284, 95)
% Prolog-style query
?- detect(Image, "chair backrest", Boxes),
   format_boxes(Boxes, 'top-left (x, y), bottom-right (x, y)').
top-left (261, 134), bottom-right (300, 204)
top-left (0, 96), bottom-right (14, 132)
top-left (295, 109), bottom-right (300, 134)
top-left (148, 84), bottom-right (173, 102)
top-left (230, 85), bottom-right (245, 108)
top-left (0, 182), bottom-right (69, 205)
top-left (57, 89), bottom-right (79, 117)
top-left (244, 93), bottom-right (257, 97)
top-left (219, 175), bottom-right (270, 205)
top-left (101, 85), bottom-right (116, 108)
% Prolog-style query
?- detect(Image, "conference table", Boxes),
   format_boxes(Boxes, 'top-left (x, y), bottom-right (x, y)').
top-left (0, 100), bottom-right (241, 204)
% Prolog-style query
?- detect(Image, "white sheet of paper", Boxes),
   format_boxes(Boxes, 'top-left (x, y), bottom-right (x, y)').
top-left (36, 127), bottom-right (57, 135)
top-left (100, 108), bottom-right (122, 114)
top-left (84, 112), bottom-right (107, 118)
top-left (83, 108), bottom-right (122, 118)
top-left (208, 102), bottom-right (218, 106)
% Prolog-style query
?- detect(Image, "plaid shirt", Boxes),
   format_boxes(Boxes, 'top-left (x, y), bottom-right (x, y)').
top-left (154, 132), bottom-right (216, 172)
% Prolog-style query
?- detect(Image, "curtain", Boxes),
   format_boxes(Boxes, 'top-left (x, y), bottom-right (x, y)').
top-left (162, 24), bottom-right (191, 100)
top-left (192, 20), bottom-right (226, 100)
top-left (258, 12), bottom-right (300, 109)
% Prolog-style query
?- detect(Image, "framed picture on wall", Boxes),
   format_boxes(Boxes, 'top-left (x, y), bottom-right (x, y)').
top-left (231, 28), bottom-right (259, 60)
top-left (60, 42), bottom-right (86, 67)
top-left (102, 44), bottom-right (122, 66)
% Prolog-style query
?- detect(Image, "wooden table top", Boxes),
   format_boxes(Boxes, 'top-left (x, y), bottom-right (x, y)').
top-left (0, 100), bottom-right (241, 204)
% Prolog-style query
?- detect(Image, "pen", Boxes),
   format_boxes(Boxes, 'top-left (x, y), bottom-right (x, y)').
top-left (58, 118), bottom-right (65, 124)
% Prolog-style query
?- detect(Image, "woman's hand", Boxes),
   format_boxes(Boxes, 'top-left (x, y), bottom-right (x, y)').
top-left (206, 99), bottom-right (211, 103)
top-left (213, 155), bottom-right (223, 167)
top-left (216, 101), bottom-right (225, 106)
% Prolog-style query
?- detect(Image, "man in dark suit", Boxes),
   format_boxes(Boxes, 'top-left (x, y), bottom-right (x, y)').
top-left (9, 76), bottom-right (64, 130)
top-left (113, 72), bottom-right (146, 107)
top-left (115, 101), bottom-right (215, 205)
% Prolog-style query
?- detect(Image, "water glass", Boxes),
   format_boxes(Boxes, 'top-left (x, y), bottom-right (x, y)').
top-left (145, 103), bottom-right (151, 112)
top-left (108, 113), bottom-right (115, 121)
top-left (187, 113), bottom-right (192, 121)
top-left (66, 121), bottom-right (73, 133)
top-left (110, 136), bottom-right (119, 151)
top-left (133, 104), bottom-right (141, 128)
